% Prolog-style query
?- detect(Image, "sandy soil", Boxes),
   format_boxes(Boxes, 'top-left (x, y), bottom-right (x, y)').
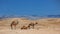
top-left (0, 28), bottom-right (60, 34)
top-left (0, 18), bottom-right (60, 34)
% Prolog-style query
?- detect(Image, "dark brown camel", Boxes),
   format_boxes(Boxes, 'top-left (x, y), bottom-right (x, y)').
top-left (21, 26), bottom-right (28, 30)
top-left (10, 21), bottom-right (19, 29)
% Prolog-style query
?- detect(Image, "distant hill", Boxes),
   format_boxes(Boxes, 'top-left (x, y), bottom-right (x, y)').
top-left (47, 15), bottom-right (60, 18)
top-left (0, 15), bottom-right (60, 21)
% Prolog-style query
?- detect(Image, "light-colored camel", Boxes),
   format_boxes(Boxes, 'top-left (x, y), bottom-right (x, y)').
top-left (10, 21), bottom-right (19, 29)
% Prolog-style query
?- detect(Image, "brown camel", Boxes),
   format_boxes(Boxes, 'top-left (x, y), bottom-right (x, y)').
top-left (21, 26), bottom-right (28, 30)
top-left (21, 22), bottom-right (38, 30)
top-left (28, 22), bottom-right (38, 29)
top-left (10, 21), bottom-right (19, 29)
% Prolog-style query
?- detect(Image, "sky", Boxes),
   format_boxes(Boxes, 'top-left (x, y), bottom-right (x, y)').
top-left (0, 0), bottom-right (60, 16)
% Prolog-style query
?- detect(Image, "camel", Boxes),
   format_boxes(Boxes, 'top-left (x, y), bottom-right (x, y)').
top-left (28, 22), bottom-right (38, 29)
top-left (10, 20), bottom-right (19, 29)
top-left (21, 26), bottom-right (28, 30)
top-left (21, 22), bottom-right (38, 30)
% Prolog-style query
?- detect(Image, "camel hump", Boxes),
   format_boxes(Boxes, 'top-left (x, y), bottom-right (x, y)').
top-left (11, 20), bottom-right (19, 25)
top-left (35, 22), bottom-right (38, 24)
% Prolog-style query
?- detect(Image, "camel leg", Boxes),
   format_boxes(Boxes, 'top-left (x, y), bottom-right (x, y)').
top-left (11, 24), bottom-right (13, 30)
top-left (32, 25), bottom-right (34, 29)
top-left (14, 25), bottom-right (16, 30)
top-left (28, 25), bottom-right (30, 29)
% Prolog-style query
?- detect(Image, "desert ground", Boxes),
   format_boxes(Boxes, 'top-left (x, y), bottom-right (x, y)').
top-left (0, 18), bottom-right (60, 34)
